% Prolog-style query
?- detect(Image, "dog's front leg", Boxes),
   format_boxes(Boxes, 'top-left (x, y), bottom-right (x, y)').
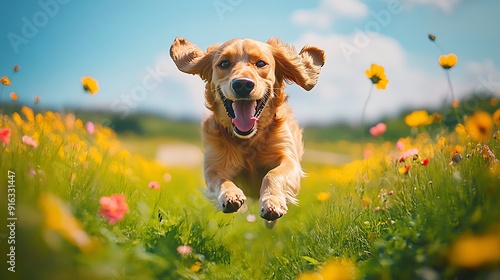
top-left (260, 160), bottom-right (302, 221)
top-left (204, 168), bottom-right (246, 213)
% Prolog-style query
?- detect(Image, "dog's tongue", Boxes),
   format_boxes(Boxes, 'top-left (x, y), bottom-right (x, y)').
top-left (232, 100), bottom-right (257, 132)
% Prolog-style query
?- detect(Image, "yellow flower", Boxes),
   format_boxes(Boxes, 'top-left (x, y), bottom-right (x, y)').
top-left (89, 146), bottom-right (103, 165)
top-left (320, 259), bottom-right (356, 280)
top-left (493, 109), bottom-right (500, 128)
top-left (65, 113), bottom-right (76, 130)
top-left (298, 259), bottom-right (356, 280)
top-left (436, 136), bottom-right (447, 150)
top-left (317, 192), bottom-right (330, 202)
top-left (365, 64), bottom-right (389, 90)
top-left (190, 261), bottom-right (202, 273)
top-left (398, 165), bottom-right (410, 175)
top-left (297, 271), bottom-right (322, 280)
top-left (1, 76), bottom-right (11, 86)
top-left (82, 76), bottom-right (99, 95)
top-left (38, 193), bottom-right (94, 252)
top-left (451, 99), bottom-right (459, 108)
top-left (10, 92), bottom-right (18, 102)
top-left (361, 197), bottom-right (372, 207)
top-left (12, 112), bottom-right (23, 127)
top-left (455, 123), bottom-right (467, 136)
top-left (75, 119), bottom-right (83, 130)
top-left (35, 113), bottom-right (43, 123)
top-left (448, 230), bottom-right (500, 268)
top-left (117, 149), bottom-right (131, 160)
top-left (465, 111), bottom-right (493, 142)
top-left (404, 110), bottom-right (433, 127)
top-left (431, 113), bottom-right (442, 123)
top-left (453, 144), bottom-right (465, 155)
top-left (490, 98), bottom-right (498, 107)
top-left (439, 53), bottom-right (458, 69)
top-left (21, 106), bottom-right (35, 123)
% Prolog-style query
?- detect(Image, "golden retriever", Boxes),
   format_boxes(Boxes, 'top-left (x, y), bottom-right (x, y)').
top-left (170, 37), bottom-right (325, 222)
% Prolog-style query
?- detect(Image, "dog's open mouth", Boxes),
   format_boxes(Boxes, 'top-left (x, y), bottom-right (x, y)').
top-left (220, 90), bottom-right (269, 137)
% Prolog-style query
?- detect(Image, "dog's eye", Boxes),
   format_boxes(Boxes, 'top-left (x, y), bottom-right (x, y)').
top-left (255, 60), bottom-right (267, 68)
top-left (218, 60), bottom-right (231, 69)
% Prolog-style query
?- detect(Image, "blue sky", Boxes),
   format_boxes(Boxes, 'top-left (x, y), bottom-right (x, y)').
top-left (1, 0), bottom-right (499, 125)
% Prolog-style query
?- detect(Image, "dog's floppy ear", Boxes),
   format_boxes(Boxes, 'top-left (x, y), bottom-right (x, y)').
top-left (267, 37), bottom-right (325, 91)
top-left (170, 37), bottom-right (217, 81)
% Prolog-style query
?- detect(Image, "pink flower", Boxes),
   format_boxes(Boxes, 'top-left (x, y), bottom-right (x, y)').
top-left (163, 173), bottom-right (172, 183)
top-left (363, 149), bottom-right (372, 159)
top-left (148, 181), bottom-right (160, 190)
top-left (22, 135), bottom-right (38, 148)
top-left (177, 245), bottom-right (193, 255)
top-left (480, 145), bottom-right (499, 163)
top-left (369, 122), bottom-right (387, 137)
top-left (398, 148), bottom-right (419, 162)
top-left (396, 140), bottom-right (404, 151)
top-left (29, 167), bottom-right (37, 177)
top-left (98, 194), bottom-right (128, 224)
top-left (0, 128), bottom-right (11, 145)
top-left (86, 121), bottom-right (95, 135)
top-left (246, 214), bottom-right (256, 223)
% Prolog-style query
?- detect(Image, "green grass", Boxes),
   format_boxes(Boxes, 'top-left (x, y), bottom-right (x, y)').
top-left (1, 106), bottom-right (500, 280)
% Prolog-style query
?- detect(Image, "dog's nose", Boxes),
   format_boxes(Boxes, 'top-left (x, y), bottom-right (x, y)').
top-left (231, 78), bottom-right (255, 98)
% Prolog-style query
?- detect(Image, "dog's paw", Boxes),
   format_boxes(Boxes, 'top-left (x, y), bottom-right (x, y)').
top-left (218, 189), bottom-right (246, 213)
top-left (260, 195), bottom-right (288, 221)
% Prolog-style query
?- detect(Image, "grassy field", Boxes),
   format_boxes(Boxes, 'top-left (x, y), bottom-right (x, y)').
top-left (1, 104), bottom-right (500, 280)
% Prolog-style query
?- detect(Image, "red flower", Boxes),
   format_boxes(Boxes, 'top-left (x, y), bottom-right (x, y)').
top-left (398, 165), bottom-right (411, 175)
top-left (98, 194), bottom-right (128, 224)
top-left (0, 128), bottom-right (11, 145)
top-left (421, 158), bottom-right (430, 166)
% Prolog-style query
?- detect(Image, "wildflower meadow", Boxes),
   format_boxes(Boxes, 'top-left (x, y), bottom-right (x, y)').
top-left (1, 35), bottom-right (500, 280)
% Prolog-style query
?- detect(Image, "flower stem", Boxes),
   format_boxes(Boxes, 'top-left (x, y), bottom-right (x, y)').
top-left (445, 70), bottom-right (455, 102)
top-left (360, 85), bottom-right (374, 158)
top-left (433, 41), bottom-right (445, 54)
top-left (445, 69), bottom-right (461, 124)
top-left (361, 84), bottom-right (374, 134)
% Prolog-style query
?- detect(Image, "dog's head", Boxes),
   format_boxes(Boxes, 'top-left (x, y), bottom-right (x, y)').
top-left (170, 37), bottom-right (325, 138)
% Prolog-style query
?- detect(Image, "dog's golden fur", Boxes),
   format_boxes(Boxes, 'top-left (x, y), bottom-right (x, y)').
top-left (170, 37), bottom-right (325, 221)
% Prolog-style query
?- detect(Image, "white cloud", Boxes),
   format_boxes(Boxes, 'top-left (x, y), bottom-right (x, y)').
top-left (291, 0), bottom-right (369, 28)
top-left (462, 60), bottom-right (500, 96)
top-left (123, 53), bottom-right (208, 120)
top-left (402, 0), bottom-right (460, 13)
top-left (324, 0), bottom-right (370, 18)
top-left (292, 10), bottom-right (332, 29)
